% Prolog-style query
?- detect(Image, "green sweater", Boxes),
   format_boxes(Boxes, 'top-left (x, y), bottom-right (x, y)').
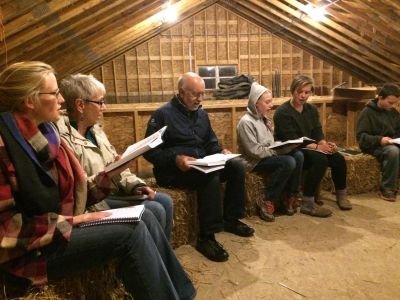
top-left (356, 99), bottom-right (400, 154)
top-left (273, 100), bottom-right (324, 142)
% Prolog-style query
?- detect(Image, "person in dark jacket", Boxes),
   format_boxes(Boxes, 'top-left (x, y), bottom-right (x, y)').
top-left (144, 72), bottom-right (254, 263)
top-left (274, 75), bottom-right (352, 218)
top-left (356, 83), bottom-right (400, 201)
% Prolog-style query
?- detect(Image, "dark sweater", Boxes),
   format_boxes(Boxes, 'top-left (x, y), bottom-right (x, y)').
top-left (144, 95), bottom-right (222, 184)
top-left (273, 100), bottom-right (324, 142)
top-left (356, 99), bottom-right (400, 154)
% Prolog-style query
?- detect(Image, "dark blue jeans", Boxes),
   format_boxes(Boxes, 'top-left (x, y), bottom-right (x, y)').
top-left (45, 209), bottom-right (195, 300)
top-left (163, 159), bottom-right (246, 236)
top-left (253, 150), bottom-right (304, 201)
top-left (105, 192), bottom-right (173, 240)
top-left (373, 145), bottom-right (400, 191)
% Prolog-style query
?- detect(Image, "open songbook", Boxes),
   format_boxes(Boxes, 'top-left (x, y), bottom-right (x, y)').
top-left (79, 204), bottom-right (145, 227)
top-left (268, 137), bottom-right (315, 150)
top-left (187, 153), bottom-right (241, 173)
top-left (104, 126), bottom-right (167, 173)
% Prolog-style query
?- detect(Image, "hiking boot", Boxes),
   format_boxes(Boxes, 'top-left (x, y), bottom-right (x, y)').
top-left (196, 237), bottom-right (229, 262)
top-left (380, 189), bottom-right (397, 202)
top-left (283, 195), bottom-right (297, 216)
top-left (256, 197), bottom-right (275, 222)
top-left (224, 219), bottom-right (255, 237)
top-left (336, 190), bottom-right (352, 210)
top-left (300, 205), bottom-right (332, 218)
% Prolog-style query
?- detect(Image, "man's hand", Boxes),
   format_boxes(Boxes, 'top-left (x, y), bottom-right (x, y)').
top-left (133, 186), bottom-right (156, 200)
top-left (176, 155), bottom-right (196, 172)
top-left (381, 137), bottom-right (393, 145)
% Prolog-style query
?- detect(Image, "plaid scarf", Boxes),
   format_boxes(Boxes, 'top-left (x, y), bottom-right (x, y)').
top-left (15, 113), bottom-right (60, 169)
top-left (12, 113), bottom-right (86, 215)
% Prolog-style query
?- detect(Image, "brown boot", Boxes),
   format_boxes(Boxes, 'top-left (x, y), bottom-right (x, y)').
top-left (336, 189), bottom-right (352, 210)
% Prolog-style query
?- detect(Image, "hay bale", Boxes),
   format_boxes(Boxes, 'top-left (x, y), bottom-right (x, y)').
top-left (321, 154), bottom-right (381, 194)
top-left (146, 178), bottom-right (198, 248)
top-left (245, 172), bottom-right (266, 215)
top-left (0, 263), bottom-right (128, 300)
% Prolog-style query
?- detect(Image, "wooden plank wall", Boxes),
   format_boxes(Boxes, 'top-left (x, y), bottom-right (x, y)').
top-left (102, 96), bottom-right (356, 178)
top-left (89, 4), bottom-right (365, 104)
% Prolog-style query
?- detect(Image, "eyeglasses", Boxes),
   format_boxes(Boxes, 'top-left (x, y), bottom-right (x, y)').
top-left (84, 98), bottom-right (106, 106)
top-left (39, 89), bottom-right (61, 98)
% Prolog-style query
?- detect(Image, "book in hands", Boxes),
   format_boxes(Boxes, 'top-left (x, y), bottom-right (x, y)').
top-left (104, 126), bottom-right (167, 173)
top-left (79, 204), bottom-right (145, 227)
top-left (268, 137), bottom-right (315, 150)
top-left (390, 137), bottom-right (400, 145)
top-left (187, 153), bottom-right (241, 173)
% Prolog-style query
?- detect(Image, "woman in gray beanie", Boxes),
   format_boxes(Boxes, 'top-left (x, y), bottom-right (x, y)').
top-left (237, 82), bottom-right (304, 222)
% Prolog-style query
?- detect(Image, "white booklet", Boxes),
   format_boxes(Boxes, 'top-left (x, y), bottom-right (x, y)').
top-left (187, 153), bottom-right (241, 173)
top-left (268, 137), bottom-right (315, 150)
top-left (79, 204), bottom-right (145, 227)
top-left (390, 137), bottom-right (400, 145)
top-left (104, 126), bottom-right (167, 173)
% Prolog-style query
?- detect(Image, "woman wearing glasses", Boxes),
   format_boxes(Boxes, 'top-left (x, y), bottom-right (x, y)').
top-left (0, 61), bottom-right (195, 299)
top-left (56, 74), bottom-right (173, 240)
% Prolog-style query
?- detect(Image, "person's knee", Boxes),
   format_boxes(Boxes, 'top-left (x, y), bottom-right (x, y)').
top-left (384, 145), bottom-right (400, 160)
top-left (285, 156), bottom-right (296, 171)
top-left (226, 159), bottom-right (245, 176)
top-left (155, 193), bottom-right (174, 212)
top-left (312, 153), bottom-right (328, 168)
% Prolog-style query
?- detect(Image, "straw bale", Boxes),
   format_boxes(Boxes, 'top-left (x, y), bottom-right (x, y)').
top-left (0, 263), bottom-right (128, 300)
top-left (146, 178), bottom-right (198, 248)
top-left (245, 172), bottom-right (266, 216)
top-left (321, 154), bottom-right (380, 194)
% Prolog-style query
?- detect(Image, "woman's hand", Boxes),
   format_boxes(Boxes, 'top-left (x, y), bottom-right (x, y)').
top-left (72, 211), bottom-right (112, 226)
top-left (133, 186), bottom-right (157, 200)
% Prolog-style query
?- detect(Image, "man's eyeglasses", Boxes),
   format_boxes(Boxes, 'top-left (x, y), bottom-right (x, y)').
top-left (39, 89), bottom-right (61, 98)
top-left (84, 98), bottom-right (106, 106)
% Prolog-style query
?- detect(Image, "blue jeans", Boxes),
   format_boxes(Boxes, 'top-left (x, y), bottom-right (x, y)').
top-left (253, 150), bottom-right (303, 201)
top-left (45, 209), bottom-right (195, 300)
top-left (373, 145), bottom-right (400, 191)
top-left (105, 192), bottom-right (173, 240)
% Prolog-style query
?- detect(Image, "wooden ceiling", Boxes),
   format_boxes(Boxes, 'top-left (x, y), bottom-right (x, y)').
top-left (1, 0), bottom-right (399, 84)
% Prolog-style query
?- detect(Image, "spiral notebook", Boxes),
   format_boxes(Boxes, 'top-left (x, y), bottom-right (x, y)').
top-left (79, 204), bottom-right (145, 227)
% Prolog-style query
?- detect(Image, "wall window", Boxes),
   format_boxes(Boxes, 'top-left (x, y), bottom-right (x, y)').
top-left (198, 65), bottom-right (237, 90)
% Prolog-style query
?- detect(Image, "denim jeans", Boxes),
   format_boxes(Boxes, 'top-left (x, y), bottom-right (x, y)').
top-left (105, 192), bottom-right (173, 240)
top-left (45, 209), bottom-right (195, 300)
top-left (373, 145), bottom-right (399, 191)
top-left (163, 159), bottom-right (246, 236)
top-left (302, 149), bottom-right (347, 197)
top-left (253, 150), bottom-right (304, 201)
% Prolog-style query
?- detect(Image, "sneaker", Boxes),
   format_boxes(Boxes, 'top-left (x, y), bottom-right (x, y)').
top-left (380, 189), bottom-right (397, 202)
top-left (300, 205), bottom-right (332, 218)
top-left (224, 219), bottom-right (255, 237)
top-left (256, 197), bottom-right (275, 222)
top-left (195, 237), bottom-right (229, 262)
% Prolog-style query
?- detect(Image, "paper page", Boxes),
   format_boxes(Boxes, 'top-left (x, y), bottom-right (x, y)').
top-left (189, 164), bottom-right (225, 173)
top-left (104, 126), bottom-right (167, 173)
top-left (187, 153), bottom-right (241, 166)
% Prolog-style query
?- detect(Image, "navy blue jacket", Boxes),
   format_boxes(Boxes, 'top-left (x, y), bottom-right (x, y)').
top-left (144, 95), bottom-right (222, 183)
